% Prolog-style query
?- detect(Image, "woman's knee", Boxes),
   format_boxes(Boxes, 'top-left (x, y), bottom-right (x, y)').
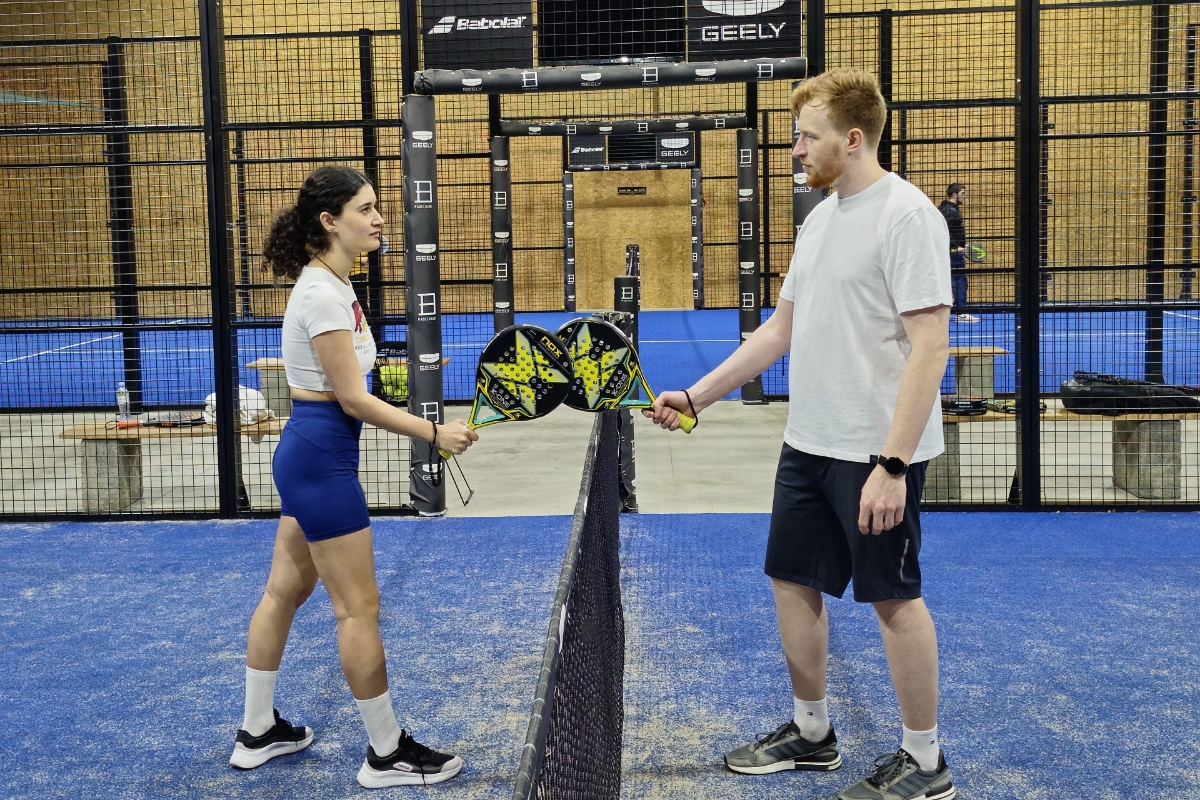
top-left (265, 572), bottom-right (317, 611)
top-left (332, 586), bottom-right (381, 624)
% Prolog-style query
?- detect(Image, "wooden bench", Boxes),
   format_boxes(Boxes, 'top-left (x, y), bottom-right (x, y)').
top-left (59, 419), bottom-right (285, 513)
top-left (1043, 408), bottom-right (1200, 500)
top-left (947, 346), bottom-right (1009, 399)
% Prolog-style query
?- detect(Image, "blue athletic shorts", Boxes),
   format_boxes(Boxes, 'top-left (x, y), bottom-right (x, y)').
top-left (273, 399), bottom-right (370, 542)
top-left (766, 444), bottom-right (928, 603)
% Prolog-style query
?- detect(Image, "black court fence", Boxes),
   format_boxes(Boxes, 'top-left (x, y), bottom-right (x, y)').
top-left (2, 0), bottom-right (1199, 518)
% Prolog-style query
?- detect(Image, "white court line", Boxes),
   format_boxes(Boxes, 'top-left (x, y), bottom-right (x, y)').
top-left (1166, 310), bottom-right (1200, 323)
top-left (3, 320), bottom-right (189, 364)
top-left (3, 333), bottom-right (120, 363)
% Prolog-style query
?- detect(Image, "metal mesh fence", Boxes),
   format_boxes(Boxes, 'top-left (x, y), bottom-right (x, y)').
top-left (4, 0), bottom-right (1200, 518)
top-left (0, 2), bottom-right (217, 515)
top-left (1037, 0), bottom-right (1200, 506)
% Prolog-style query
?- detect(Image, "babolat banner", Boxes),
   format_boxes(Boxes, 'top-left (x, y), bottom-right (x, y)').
top-left (567, 134), bottom-right (607, 167)
top-left (421, 0), bottom-right (534, 70)
top-left (688, 0), bottom-right (803, 61)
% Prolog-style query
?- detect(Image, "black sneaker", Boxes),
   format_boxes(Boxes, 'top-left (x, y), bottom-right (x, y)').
top-left (724, 720), bottom-right (841, 774)
top-left (356, 729), bottom-right (463, 788)
top-left (834, 749), bottom-right (955, 800)
top-left (229, 708), bottom-right (314, 769)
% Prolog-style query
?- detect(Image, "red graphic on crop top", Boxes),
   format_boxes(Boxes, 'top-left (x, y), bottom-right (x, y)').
top-left (352, 300), bottom-right (366, 334)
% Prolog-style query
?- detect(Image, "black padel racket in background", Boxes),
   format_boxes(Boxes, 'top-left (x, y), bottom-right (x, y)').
top-left (439, 323), bottom-right (574, 460)
top-left (555, 317), bottom-right (696, 433)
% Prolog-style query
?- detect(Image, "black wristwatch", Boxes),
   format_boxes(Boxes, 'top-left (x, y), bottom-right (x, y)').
top-left (871, 454), bottom-right (909, 477)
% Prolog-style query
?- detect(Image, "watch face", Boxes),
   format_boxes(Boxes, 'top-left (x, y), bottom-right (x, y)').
top-left (882, 456), bottom-right (905, 476)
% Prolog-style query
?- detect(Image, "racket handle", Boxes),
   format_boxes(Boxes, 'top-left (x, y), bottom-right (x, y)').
top-left (438, 448), bottom-right (452, 460)
top-left (677, 413), bottom-right (696, 434)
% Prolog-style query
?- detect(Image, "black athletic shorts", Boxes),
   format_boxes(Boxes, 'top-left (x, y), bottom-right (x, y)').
top-left (765, 444), bottom-right (928, 603)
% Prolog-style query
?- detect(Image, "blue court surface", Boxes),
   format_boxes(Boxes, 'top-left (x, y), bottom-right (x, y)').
top-left (4, 309), bottom-right (1200, 408)
top-left (1, 511), bottom-right (1198, 798)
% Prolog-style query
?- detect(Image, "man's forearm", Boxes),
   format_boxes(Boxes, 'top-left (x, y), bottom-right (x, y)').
top-left (688, 321), bottom-right (790, 409)
top-left (879, 345), bottom-right (948, 463)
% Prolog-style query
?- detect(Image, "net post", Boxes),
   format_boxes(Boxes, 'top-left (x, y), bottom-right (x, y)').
top-left (737, 127), bottom-right (766, 404)
top-left (491, 136), bottom-right (514, 332)
top-left (403, 94), bottom-right (446, 515)
top-left (564, 173), bottom-right (576, 312)
top-left (691, 168), bottom-right (704, 309)
top-left (614, 269), bottom-right (639, 513)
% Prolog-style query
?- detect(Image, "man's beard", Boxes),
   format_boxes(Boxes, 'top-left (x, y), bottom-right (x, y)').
top-left (803, 155), bottom-right (844, 191)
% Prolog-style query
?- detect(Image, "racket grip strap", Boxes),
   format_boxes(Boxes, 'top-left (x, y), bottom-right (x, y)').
top-left (679, 389), bottom-right (699, 434)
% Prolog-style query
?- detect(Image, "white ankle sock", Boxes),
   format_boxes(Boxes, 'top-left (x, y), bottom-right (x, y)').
top-left (793, 696), bottom-right (830, 741)
top-left (242, 667), bottom-right (278, 737)
top-left (355, 690), bottom-right (402, 757)
top-left (901, 725), bottom-right (940, 772)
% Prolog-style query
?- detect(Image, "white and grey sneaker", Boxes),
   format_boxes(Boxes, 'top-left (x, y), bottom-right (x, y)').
top-left (229, 708), bottom-right (314, 769)
top-left (724, 720), bottom-right (841, 774)
top-left (356, 729), bottom-right (463, 788)
top-left (834, 748), bottom-right (955, 800)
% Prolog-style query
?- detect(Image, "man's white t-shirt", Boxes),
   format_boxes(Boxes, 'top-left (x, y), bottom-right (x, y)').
top-left (777, 172), bottom-right (953, 463)
top-left (281, 266), bottom-right (377, 392)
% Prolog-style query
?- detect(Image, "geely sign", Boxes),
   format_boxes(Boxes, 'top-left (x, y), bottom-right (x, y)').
top-left (688, 0), bottom-right (800, 59)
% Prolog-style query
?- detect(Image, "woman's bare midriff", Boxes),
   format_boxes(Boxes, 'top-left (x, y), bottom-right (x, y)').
top-left (290, 387), bottom-right (339, 402)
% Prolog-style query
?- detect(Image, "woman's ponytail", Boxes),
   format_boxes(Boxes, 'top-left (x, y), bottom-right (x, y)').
top-left (261, 205), bottom-right (309, 280)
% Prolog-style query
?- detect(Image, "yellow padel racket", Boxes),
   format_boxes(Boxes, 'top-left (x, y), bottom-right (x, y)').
top-left (555, 317), bottom-right (696, 433)
top-left (438, 323), bottom-right (574, 459)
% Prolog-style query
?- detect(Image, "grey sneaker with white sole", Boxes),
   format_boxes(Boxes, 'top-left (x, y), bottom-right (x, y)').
top-left (724, 720), bottom-right (841, 774)
top-left (834, 748), bottom-right (955, 800)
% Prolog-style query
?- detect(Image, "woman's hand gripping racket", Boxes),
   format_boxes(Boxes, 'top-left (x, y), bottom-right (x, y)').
top-left (439, 323), bottom-right (575, 461)
top-left (554, 317), bottom-right (696, 432)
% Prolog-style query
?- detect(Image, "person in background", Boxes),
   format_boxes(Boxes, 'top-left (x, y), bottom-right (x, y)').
top-left (939, 183), bottom-right (977, 323)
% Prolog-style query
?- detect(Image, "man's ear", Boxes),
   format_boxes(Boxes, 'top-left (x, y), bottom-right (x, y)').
top-left (845, 127), bottom-right (866, 153)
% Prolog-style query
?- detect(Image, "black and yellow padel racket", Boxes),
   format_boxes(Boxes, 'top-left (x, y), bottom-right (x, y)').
top-left (438, 323), bottom-right (574, 459)
top-left (555, 317), bottom-right (696, 433)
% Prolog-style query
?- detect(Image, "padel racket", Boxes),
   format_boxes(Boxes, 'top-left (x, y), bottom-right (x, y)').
top-left (965, 242), bottom-right (987, 263)
top-left (555, 317), bottom-right (696, 433)
top-left (439, 323), bottom-right (574, 459)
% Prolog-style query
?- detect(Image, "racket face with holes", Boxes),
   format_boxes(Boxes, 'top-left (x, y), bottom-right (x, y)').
top-left (555, 318), bottom-right (655, 412)
top-left (467, 324), bottom-right (574, 429)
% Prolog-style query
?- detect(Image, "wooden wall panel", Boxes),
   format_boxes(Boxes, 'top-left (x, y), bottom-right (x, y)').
top-left (574, 170), bottom-right (692, 310)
